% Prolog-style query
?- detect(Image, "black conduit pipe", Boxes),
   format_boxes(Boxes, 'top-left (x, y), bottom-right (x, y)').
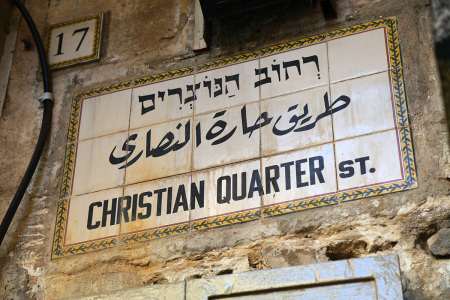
top-left (0, 0), bottom-right (53, 245)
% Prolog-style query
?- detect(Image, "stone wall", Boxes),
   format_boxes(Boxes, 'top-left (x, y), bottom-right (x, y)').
top-left (0, 0), bottom-right (448, 299)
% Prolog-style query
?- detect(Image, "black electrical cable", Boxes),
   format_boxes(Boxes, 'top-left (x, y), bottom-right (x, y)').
top-left (0, 0), bottom-right (53, 245)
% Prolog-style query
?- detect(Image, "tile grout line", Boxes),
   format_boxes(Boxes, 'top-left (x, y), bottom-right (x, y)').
top-left (189, 66), bottom-right (197, 233)
top-left (117, 177), bottom-right (126, 248)
top-left (191, 57), bottom-right (261, 231)
top-left (326, 37), bottom-right (341, 206)
top-left (119, 78), bottom-right (135, 246)
top-left (257, 50), bottom-right (264, 222)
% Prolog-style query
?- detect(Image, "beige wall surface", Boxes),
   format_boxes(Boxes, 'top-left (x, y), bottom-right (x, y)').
top-left (0, 1), bottom-right (11, 56)
top-left (0, 0), bottom-right (448, 299)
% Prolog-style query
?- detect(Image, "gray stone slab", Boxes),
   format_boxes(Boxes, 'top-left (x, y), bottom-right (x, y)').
top-left (186, 254), bottom-right (402, 300)
top-left (64, 281), bottom-right (185, 300)
top-left (428, 228), bottom-right (450, 256)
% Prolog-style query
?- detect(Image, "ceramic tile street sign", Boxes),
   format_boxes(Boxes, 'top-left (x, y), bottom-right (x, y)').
top-left (52, 17), bottom-right (417, 259)
top-left (45, 14), bottom-right (103, 69)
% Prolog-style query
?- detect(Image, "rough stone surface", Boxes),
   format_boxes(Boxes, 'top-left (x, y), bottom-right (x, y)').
top-left (0, 0), bottom-right (449, 299)
top-left (67, 255), bottom-right (403, 299)
top-left (428, 228), bottom-right (450, 256)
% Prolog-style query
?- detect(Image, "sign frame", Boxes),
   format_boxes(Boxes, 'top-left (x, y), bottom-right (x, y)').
top-left (52, 17), bottom-right (417, 259)
top-left (45, 14), bottom-right (103, 69)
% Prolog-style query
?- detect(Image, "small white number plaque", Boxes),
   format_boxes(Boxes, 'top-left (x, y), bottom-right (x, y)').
top-left (45, 14), bottom-right (103, 69)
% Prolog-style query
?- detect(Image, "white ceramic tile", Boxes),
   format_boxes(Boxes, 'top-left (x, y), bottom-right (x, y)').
top-left (131, 74), bottom-right (194, 129)
top-left (193, 102), bottom-right (260, 171)
top-left (64, 187), bottom-right (122, 246)
top-left (190, 159), bottom-right (261, 222)
top-left (71, 132), bottom-right (127, 196)
top-left (48, 19), bottom-right (98, 66)
top-left (124, 117), bottom-right (192, 185)
top-left (121, 174), bottom-right (191, 235)
top-left (335, 129), bottom-right (403, 191)
top-left (261, 85), bottom-right (333, 156)
top-left (78, 89), bottom-right (132, 141)
top-left (331, 71), bottom-right (396, 140)
top-left (260, 42), bottom-right (328, 100)
top-left (328, 27), bottom-right (389, 83)
top-left (261, 143), bottom-right (337, 207)
top-left (195, 59), bottom-right (259, 115)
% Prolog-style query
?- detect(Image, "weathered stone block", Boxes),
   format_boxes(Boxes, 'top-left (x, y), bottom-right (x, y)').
top-left (427, 228), bottom-right (450, 256)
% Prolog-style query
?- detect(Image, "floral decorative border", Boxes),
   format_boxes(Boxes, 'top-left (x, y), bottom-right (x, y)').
top-left (192, 210), bottom-right (261, 232)
top-left (263, 194), bottom-right (338, 218)
top-left (121, 224), bottom-right (190, 245)
top-left (134, 67), bottom-right (194, 86)
top-left (53, 17), bottom-right (417, 258)
top-left (196, 51), bottom-right (260, 72)
top-left (45, 14), bottom-right (103, 69)
top-left (260, 33), bottom-right (327, 56)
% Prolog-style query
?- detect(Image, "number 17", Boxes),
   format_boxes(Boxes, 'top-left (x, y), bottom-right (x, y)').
top-left (54, 27), bottom-right (89, 56)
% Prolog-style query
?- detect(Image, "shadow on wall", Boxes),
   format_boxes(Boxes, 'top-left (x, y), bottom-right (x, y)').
top-left (0, 1), bottom-right (12, 56)
top-left (431, 0), bottom-right (450, 136)
top-left (205, 0), bottom-right (325, 55)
